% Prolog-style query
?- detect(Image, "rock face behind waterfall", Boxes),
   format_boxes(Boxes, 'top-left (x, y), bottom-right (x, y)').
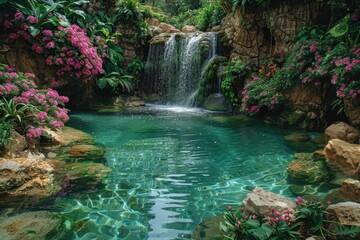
top-left (144, 32), bottom-right (218, 105)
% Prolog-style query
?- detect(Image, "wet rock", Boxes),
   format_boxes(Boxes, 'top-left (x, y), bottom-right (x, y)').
top-left (211, 25), bottom-right (221, 32)
top-left (0, 211), bottom-right (72, 240)
top-left (0, 157), bottom-right (59, 201)
top-left (64, 162), bottom-right (111, 182)
top-left (149, 26), bottom-right (163, 36)
top-left (191, 216), bottom-right (222, 240)
top-left (287, 153), bottom-right (330, 183)
top-left (149, 32), bottom-right (172, 44)
top-left (327, 202), bottom-right (360, 227)
top-left (344, 99), bottom-right (360, 129)
top-left (324, 139), bottom-right (360, 178)
top-left (287, 110), bottom-right (306, 126)
top-left (242, 187), bottom-right (296, 216)
top-left (68, 145), bottom-right (105, 158)
top-left (182, 25), bottom-right (197, 33)
top-left (325, 122), bottom-right (360, 144)
top-left (204, 93), bottom-right (231, 112)
top-left (43, 127), bottom-right (95, 147)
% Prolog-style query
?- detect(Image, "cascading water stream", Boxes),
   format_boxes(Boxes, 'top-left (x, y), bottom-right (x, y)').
top-left (144, 32), bottom-right (218, 106)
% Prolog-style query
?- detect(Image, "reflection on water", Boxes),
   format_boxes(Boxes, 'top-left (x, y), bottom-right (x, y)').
top-left (0, 104), bottom-right (337, 240)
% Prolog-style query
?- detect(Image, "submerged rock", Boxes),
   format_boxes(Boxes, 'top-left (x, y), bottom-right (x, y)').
top-left (68, 144), bottom-right (105, 158)
top-left (242, 187), bottom-right (296, 216)
top-left (0, 211), bottom-right (72, 240)
top-left (325, 122), bottom-right (360, 144)
top-left (287, 153), bottom-right (330, 184)
top-left (284, 132), bottom-right (321, 152)
top-left (324, 139), bottom-right (360, 178)
top-left (191, 216), bottom-right (222, 240)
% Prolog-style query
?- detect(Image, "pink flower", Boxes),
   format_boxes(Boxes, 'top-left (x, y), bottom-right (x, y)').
top-left (309, 44), bottom-right (317, 53)
top-left (27, 16), bottom-right (38, 24)
top-left (3, 20), bottom-right (12, 28)
top-left (9, 33), bottom-right (19, 39)
top-left (42, 30), bottom-right (53, 37)
top-left (55, 58), bottom-right (63, 65)
top-left (45, 41), bottom-right (55, 49)
top-left (46, 56), bottom-right (53, 65)
top-left (14, 10), bottom-right (24, 20)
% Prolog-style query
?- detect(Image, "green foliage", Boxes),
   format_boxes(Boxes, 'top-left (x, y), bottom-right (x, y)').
top-left (10, 0), bottom-right (64, 36)
top-left (116, 0), bottom-right (142, 25)
top-left (96, 72), bottom-right (133, 93)
top-left (222, 206), bottom-right (299, 240)
top-left (221, 60), bottom-right (250, 105)
top-left (223, 199), bottom-right (360, 240)
top-left (0, 98), bottom-right (35, 124)
top-left (0, 122), bottom-right (12, 151)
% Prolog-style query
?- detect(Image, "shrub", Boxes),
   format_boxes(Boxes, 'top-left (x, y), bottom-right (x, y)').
top-left (0, 64), bottom-right (69, 138)
top-left (222, 198), bottom-right (360, 240)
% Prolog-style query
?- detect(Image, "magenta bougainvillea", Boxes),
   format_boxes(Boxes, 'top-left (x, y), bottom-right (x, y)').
top-left (1, 10), bottom-right (107, 85)
top-left (0, 64), bottom-right (69, 138)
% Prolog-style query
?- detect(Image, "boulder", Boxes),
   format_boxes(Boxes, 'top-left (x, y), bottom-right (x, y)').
top-left (167, 28), bottom-right (181, 33)
top-left (327, 202), bottom-right (360, 226)
top-left (0, 157), bottom-right (58, 200)
top-left (43, 127), bottom-right (95, 147)
top-left (1, 130), bottom-right (28, 158)
top-left (181, 25), bottom-right (197, 33)
top-left (158, 22), bottom-right (175, 32)
top-left (287, 153), bottom-right (330, 183)
top-left (324, 139), bottom-right (360, 178)
top-left (344, 99), bottom-right (360, 129)
top-left (0, 211), bottom-right (71, 240)
top-left (340, 178), bottom-right (360, 203)
top-left (150, 32), bottom-right (172, 45)
top-left (324, 122), bottom-right (360, 144)
top-left (149, 26), bottom-right (164, 36)
top-left (242, 187), bottom-right (296, 216)
top-left (68, 144), bottom-right (105, 158)
top-left (204, 93), bottom-right (231, 112)
top-left (146, 18), bottom-right (160, 27)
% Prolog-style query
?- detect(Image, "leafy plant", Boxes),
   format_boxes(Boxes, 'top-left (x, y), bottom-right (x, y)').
top-left (96, 72), bottom-right (133, 93)
top-left (221, 60), bottom-right (250, 106)
top-left (0, 122), bottom-right (12, 151)
top-left (222, 206), bottom-right (299, 240)
top-left (0, 98), bottom-right (35, 125)
top-left (0, 64), bottom-right (69, 138)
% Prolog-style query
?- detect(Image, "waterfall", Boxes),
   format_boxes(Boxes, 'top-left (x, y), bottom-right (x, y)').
top-left (144, 32), bottom-right (218, 106)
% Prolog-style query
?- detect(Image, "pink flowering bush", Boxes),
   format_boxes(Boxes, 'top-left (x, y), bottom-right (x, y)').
top-left (241, 77), bottom-right (284, 115)
top-left (0, 64), bottom-right (69, 138)
top-left (222, 198), bottom-right (360, 239)
top-left (0, 8), bottom-right (106, 85)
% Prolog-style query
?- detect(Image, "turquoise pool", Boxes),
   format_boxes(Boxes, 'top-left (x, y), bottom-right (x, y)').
top-left (58, 105), bottom-right (297, 239)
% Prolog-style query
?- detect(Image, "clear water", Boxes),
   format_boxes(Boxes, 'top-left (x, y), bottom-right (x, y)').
top-left (57, 106), bottom-right (298, 239)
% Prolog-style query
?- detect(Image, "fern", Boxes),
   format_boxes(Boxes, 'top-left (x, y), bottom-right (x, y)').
top-left (331, 224), bottom-right (360, 238)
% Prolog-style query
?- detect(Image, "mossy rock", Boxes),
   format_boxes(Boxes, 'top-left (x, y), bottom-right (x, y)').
top-left (204, 93), bottom-right (231, 112)
top-left (0, 211), bottom-right (73, 240)
top-left (192, 216), bottom-right (223, 240)
top-left (68, 144), bottom-right (106, 158)
top-left (65, 162), bottom-right (111, 182)
top-left (284, 132), bottom-right (320, 152)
